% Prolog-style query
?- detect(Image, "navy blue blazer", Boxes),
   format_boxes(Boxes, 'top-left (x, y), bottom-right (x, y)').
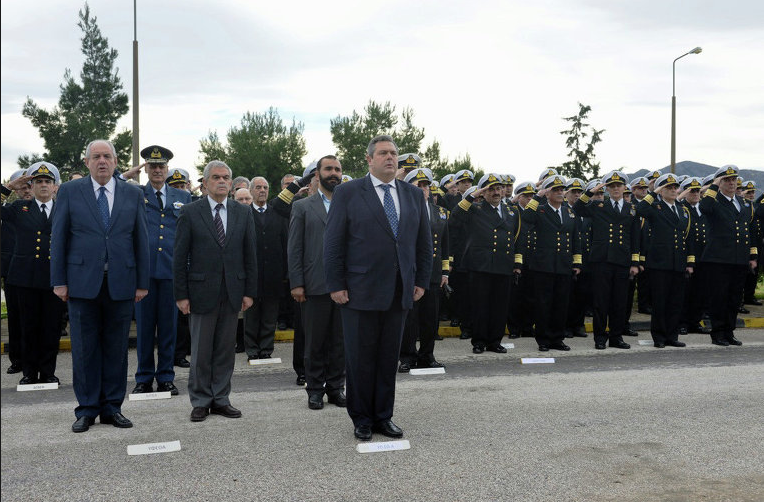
top-left (50, 176), bottom-right (150, 300)
top-left (323, 175), bottom-right (433, 311)
top-left (141, 183), bottom-right (192, 280)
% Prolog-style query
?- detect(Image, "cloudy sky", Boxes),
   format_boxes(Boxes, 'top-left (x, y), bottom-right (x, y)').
top-left (2, 0), bottom-right (763, 184)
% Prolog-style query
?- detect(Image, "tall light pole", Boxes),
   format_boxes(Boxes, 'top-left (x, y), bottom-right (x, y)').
top-left (132, 0), bottom-right (139, 169)
top-left (671, 46), bottom-right (702, 174)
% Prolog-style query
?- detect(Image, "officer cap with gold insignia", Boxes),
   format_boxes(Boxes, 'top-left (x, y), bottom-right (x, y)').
top-left (647, 170), bottom-right (662, 180)
top-left (440, 174), bottom-right (455, 186)
top-left (341, 174), bottom-right (353, 183)
top-left (463, 186), bottom-right (479, 198)
top-left (454, 169), bottom-right (474, 182)
top-left (656, 173), bottom-right (680, 189)
top-left (629, 176), bottom-right (649, 189)
top-left (565, 178), bottom-right (585, 191)
top-left (27, 161), bottom-right (60, 183)
top-left (478, 172), bottom-right (502, 189)
top-left (514, 182), bottom-right (537, 196)
top-left (166, 168), bottom-right (190, 186)
top-left (538, 168), bottom-right (558, 182)
top-left (679, 177), bottom-right (703, 191)
top-left (624, 185), bottom-right (632, 194)
top-left (430, 180), bottom-right (445, 196)
top-left (713, 164), bottom-right (739, 179)
top-left (541, 175), bottom-right (566, 191)
top-left (140, 145), bottom-right (174, 164)
top-left (603, 170), bottom-right (629, 186)
top-left (736, 176), bottom-right (743, 188)
top-left (743, 180), bottom-right (756, 192)
top-left (502, 174), bottom-right (516, 185)
top-left (404, 168), bottom-right (433, 185)
top-left (585, 179), bottom-right (603, 193)
top-left (702, 174), bottom-right (714, 186)
top-left (303, 161), bottom-right (318, 178)
top-left (397, 153), bottom-right (421, 171)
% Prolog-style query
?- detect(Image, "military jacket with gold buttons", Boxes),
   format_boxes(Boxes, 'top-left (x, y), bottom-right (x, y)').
top-left (427, 202), bottom-right (450, 284)
top-left (449, 196), bottom-right (522, 275)
top-left (636, 193), bottom-right (695, 272)
top-left (1, 199), bottom-right (54, 289)
top-left (142, 183), bottom-right (192, 280)
top-left (522, 195), bottom-right (582, 274)
top-left (573, 193), bottom-right (640, 267)
top-left (681, 201), bottom-right (707, 258)
top-left (699, 184), bottom-right (757, 265)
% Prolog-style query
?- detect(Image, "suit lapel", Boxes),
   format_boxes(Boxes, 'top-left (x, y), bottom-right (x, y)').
top-left (224, 201), bottom-right (237, 247)
top-left (199, 198), bottom-right (221, 246)
top-left (310, 193), bottom-right (327, 224)
top-left (108, 180), bottom-right (126, 234)
top-left (80, 177), bottom-right (107, 232)
top-left (361, 176), bottom-right (396, 239)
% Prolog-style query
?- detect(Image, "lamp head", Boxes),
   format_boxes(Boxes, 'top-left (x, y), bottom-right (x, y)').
top-left (690, 47), bottom-right (702, 54)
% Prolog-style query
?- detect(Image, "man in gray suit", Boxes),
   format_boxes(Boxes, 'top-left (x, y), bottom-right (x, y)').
top-left (288, 155), bottom-right (346, 410)
top-left (173, 160), bottom-right (257, 422)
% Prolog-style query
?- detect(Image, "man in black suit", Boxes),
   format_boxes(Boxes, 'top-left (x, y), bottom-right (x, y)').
top-left (173, 160), bottom-right (258, 422)
top-left (324, 135), bottom-right (432, 441)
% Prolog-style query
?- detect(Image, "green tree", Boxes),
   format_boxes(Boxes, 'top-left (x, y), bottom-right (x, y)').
top-left (20, 3), bottom-right (131, 177)
top-left (197, 108), bottom-right (307, 192)
top-left (557, 103), bottom-right (605, 180)
top-left (421, 139), bottom-right (482, 182)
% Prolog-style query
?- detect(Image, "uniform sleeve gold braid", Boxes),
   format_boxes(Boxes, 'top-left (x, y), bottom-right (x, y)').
top-left (579, 193), bottom-right (590, 204)
top-left (751, 247), bottom-right (758, 256)
top-left (526, 199), bottom-right (539, 211)
top-left (631, 254), bottom-right (640, 262)
top-left (515, 214), bottom-right (522, 240)
top-left (643, 194), bottom-right (654, 204)
top-left (640, 255), bottom-right (646, 262)
top-left (514, 254), bottom-right (523, 264)
top-left (687, 255), bottom-right (696, 263)
top-left (704, 189), bottom-right (717, 198)
top-left (441, 260), bottom-right (450, 271)
top-left (457, 199), bottom-right (472, 211)
top-left (277, 189), bottom-right (294, 204)
top-left (572, 254), bottom-right (582, 265)
top-left (449, 256), bottom-right (454, 263)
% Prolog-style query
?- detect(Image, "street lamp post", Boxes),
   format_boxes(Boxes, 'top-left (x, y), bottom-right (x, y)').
top-left (671, 46), bottom-right (702, 174)
top-left (132, 0), bottom-right (139, 170)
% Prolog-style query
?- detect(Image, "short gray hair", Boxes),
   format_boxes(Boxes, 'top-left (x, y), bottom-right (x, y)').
top-left (367, 135), bottom-right (397, 157)
top-left (202, 160), bottom-right (232, 181)
top-left (250, 176), bottom-right (268, 188)
top-left (84, 139), bottom-right (117, 159)
top-left (232, 176), bottom-right (250, 188)
top-left (280, 173), bottom-right (296, 185)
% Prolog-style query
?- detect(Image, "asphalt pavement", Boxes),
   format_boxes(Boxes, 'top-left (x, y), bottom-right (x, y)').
top-left (2, 330), bottom-right (763, 502)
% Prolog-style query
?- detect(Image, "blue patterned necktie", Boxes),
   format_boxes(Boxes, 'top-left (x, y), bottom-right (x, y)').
top-left (214, 203), bottom-right (226, 245)
top-left (97, 186), bottom-right (110, 227)
top-left (380, 184), bottom-right (399, 238)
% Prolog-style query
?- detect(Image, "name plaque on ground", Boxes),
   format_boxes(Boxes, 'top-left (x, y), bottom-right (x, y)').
top-left (356, 440), bottom-right (411, 454)
top-left (128, 391), bottom-right (172, 401)
top-left (249, 358), bottom-right (282, 366)
top-left (501, 343), bottom-right (515, 349)
top-left (409, 367), bottom-right (446, 375)
top-left (638, 340), bottom-right (653, 346)
top-left (127, 440), bottom-right (181, 456)
top-left (17, 382), bottom-right (59, 392)
top-left (520, 358), bottom-right (555, 364)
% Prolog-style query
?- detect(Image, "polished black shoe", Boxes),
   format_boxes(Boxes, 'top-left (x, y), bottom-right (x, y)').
top-left (278, 321), bottom-right (287, 330)
top-left (665, 340), bottom-right (686, 347)
top-left (486, 344), bottom-right (507, 353)
top-left (258, 353), bottom-right (272, 359)
top-left (738, 305), bottom-right (750, 314)
top-left (39, 375), bottom-right (60, 384)
top-left (654, 342), bottom-right (666, 348)
top-left (418, 359), bottom-right (445, 369)
top-left (549, 342), bottom-right (571, 351)
top-left (211, 404), bottom-right (242, 418)
top-left (373, 420), bottom-right (403, 438)
top-left (71, 416), bottom-right (95, 433)
top-left (235, 345), bottom-right (245, 353)
top-left (450, 319), bottom-right (460, 327)
top-left (157, 381), bottom-right (179, 396)
top-left (459, 331), bottom-right (472, 340)
top-left (6, 364), bottom-right (22, 374)
top-left (625, 329), bottom-right (639, 337)
top-left (677, 327), bottom-right (688, 336)
top-left (538, 345), bottom-right (550, 352)
top-left (727, 337), bottom-right (743, 346)
top-left (190, 407), bottom-right (209, 422)
top-left (609, 340), bottom-right (631, 349)
top-left (398, 362), bottom-right (411, 373)
top-left (472, 345), bottom-right (485, 354)
top-left (564, 330), bottom-right (573, 339)
top-left (296, 374), bottom-right (306, 386)
top-left (100, 412), bottom-right (133, 428)
top-left (18, 376), bottom-right (38, 385)
top-left (585, 309), bottom-right (595, 317)
top-left (247, 355), bottom-right (258, 361)
top-left (327, 392), bottom-right (347, 407)
top-left (354, 425), bottom-right (372, 441)
top-left (744, 298), bottom-right (762, 306)
top-left (308, 394), bottom-right (324, 410)
top-left (595, 343), bottom-right (606, 350)
top-left (712, 339), bottom-right (730, 347)
top-left (131, 382), bottom-right (153, 394)
top-left (174, 358), bottom-right (191, 368)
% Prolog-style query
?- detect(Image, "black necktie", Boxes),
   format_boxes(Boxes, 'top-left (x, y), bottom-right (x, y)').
top-left (214, 203), bottom-right (225, 245)
top-left (156, 190), bottom-right (163, 210)
top-left (40, 203), bottom-right (47, 219)
top-left (673, 205), bottom-right (679, 218)
top-left (558, 208), bottom-right (563, 223)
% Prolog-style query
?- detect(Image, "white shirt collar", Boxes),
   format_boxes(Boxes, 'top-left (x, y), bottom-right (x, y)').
top-left (91, 175), bottom-right (115, 193)
top-left (208, 195), bottom-right (227, 210)
top-left (370, 173), bottom-right (395, 189)
top-left (253, 202), bottom-right (268, 211)
top-left (34, 198), bottom-right (51, 210)
top-left (150, 183), bottom-right (167, 196)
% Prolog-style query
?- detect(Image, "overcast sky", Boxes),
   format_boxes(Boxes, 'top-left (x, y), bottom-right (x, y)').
top-left (2, 0), bottom-right (763, 184)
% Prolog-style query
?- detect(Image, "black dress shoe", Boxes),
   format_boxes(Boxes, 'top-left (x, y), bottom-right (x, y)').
top-left (571, 329), bottom-right (588, 338)
top-left (665, 340), bottom-right (686, 347)
top-left (131, 382), bottom-right (153, 394)
top-left (100, 412), bottom-right (133, 428)
top-left (327, 392), bottom-right (347, 407)
top-left (71, 416), bottom-right (95, 433)
top-left (39, 375), bottom-right (60, 384)
top-left (308, 394), bottom-right (324, 410)
top-left (595, 343), bottom-right (606, 350)
top-left (538, 345), bottom-right (550, 352)
top-left (258, 353), bottom-right (272, 359)
top-left (235, 345), bottom-right (245, 354)
top-left (654, 342), bottom-right (666, 348)
top-left (459, 331), bottom-right (472, 340)
top-left (712, 339), bottom-right (730, 347)
top-left (247, 355), bottom-right (258, 361)
top-left (434, 333), bottom-right (444, 340)
top-left (373, 420), bottom-right (403, 438)
top-left (18, 376), bottom-right (38, 385)
top-left (211, 404), bottom-right (242, 418)
top-left (677, 327), bottom-right (688, 336)
top-left (549, 342), bottom-right (571, 351)
top-left (450, 320), bottom-right (460, 327)
top-left (174, 358), bottom-right (191, 368)
top-left (472, 345), bottom-right (485, 354)
top-left (727, 337), bottom-right (743, 346)
top-left (398, 362), bottom-right (411, 373)
top-left (744, 298), bottom-right (762, 306)
top-left (354, 425), bottom-right (372, 441)
top-left (738, 305), bottom-right (750, 314)
top-left (625, 329), bottom-right (639, 337)
top-left (609, 340), bottom-right (631, 349)
top-left (564, 330), bottom-right (573, 339)
top-left (157, 381), bottom-right (179, 395)
top-left (486, 344), bottom-right (507, 353)
top-left (687, 324), bottom-right (708, 334)
top-left (418, 360), bottom-right (445, 369)
top-left (6, 364), bottom-right (22, 374)
top-left (190, 407), bottom-right (209, 422)
top-left (296, 374), bottom-right (306, 386)
top-left (278, 321), bottom-right (287, 330)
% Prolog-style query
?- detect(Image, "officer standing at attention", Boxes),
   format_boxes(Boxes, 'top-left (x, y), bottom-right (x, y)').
top-left (573, 171), bottom-right (640, 350)
top-left (129, 146), bottom-right (192, 394)
top-left (563, 178), bottom-right (589, 339)
top-left (508, 182), bottom-right (537, 339)
top-left (678, 177), bottom-right (709, 334)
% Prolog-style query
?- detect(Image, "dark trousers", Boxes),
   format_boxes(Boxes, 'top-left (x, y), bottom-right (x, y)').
top-left (625, 272), bottom-right (636, 330)
top-left (533, 272), bottom-right (571, 346)
top-left (135, 278), bottom-right (177, 384)
top-left (16, 286), bottom-right (64, 379)
top-left (508, 267), bottom-right (534, 337)
top-left (303, 294), bottom-right (344, 396)
top-left (648, 269), bottom-right (685, 343)
top-left (637, 268), bottom-right (651, 312)
top-left (175, 310), bottom-right (191, 360)
top-left (3, 282), bottom-right (22, 367)
top-left (591, 262), bottom-right (629, 344)
top-left (450, 269), bottom-right (472, 332)
top-left (68, 276), bottom-right (133, 419)
top-left (341, 278), bottom-right (407, 427)
top-left (705, 262), bottom-right (747, 342)
top-left (470, 271), bottom-right (511, 348)
top-left (743, 266), bottom-right (758, 301)
top-left (243, 296), bottom-right (279, 357)
top-left (566, 270), bottom-right (587, 334)
top-left (400, 283), bottom-right (440, 365)
top-left (292, 302), bottom-right (305, 377)
top-left (681, 264), bottom-right (707, 328)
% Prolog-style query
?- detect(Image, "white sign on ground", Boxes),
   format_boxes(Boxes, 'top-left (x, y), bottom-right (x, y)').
top-left (127, 441), bottom-right (181, 456)
top-left (501, 343), bottom-right (515, 349)
top-left (249, 358), bottom-right (282, 366)
top-left (638, 340), bottom-right (653, 346)
top-left (520, 358), bottom-right (555, 364)
top-left (356, 440), bottom-right (411, 454)
top-left (128, 391), bottom-right (172, 401)
top-left (17, 382), bottom-right (59, 392)
top-left (409, 367), bottom-right (445, 375)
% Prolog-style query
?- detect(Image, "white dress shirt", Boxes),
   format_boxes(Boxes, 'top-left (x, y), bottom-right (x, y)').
top-left (91, 176), bottom-right (115, 213)
top-left (722, 193), bottom-right (741, 211)
top-left (34, 198), bottom-right (51, 218)
top-left (208, 196), bottom-right (228, 231)
top-left (369, 173), bottom-right (400, 218)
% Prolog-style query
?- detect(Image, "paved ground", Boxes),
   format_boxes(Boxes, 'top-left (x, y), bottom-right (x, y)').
top-left (2, 330), bottom-right (763, 502)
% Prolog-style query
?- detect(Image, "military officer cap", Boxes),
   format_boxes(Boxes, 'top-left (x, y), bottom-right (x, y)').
top-left (341, 174), bottom-right (353, 183)
top-left (585, 179), bottom-right (603, 193)
top-left (440, 173), bottom-right (455, 186)
top-left (676, 174), bottom-right (688, 183)
top-left (713, 164), bottom-right (739, 179)
top-left (303, 161), bottom-right (318, 178)
top-left (454, 169), bottom-right (474, 182)
top-left (540, 174), bottom-right (566, 191)
top-left (140, 145), bottom-right (173, 164)
top-left (736, 176), bottom-right (743, 188)
top-left (478, 173), bottom-right (502, 189)
top-left (463, 186), bottom-right (479, 198)
top-left (565, 178), bottom-right (585, 191)
top-left (514, 181), bottom-right (536, 196)
top-left (603, 170), bottom-right (629, 186)
top-left (502, 173), bottom-right (516, 185)
top-left (166, 168), bottom-right (190, 186)
top-left (404, 168), bottom-right (433, 185)
top-left (538, 168), bottom-right (558, 182)
top-left (27, 161), bottom-right (60, 183)
top-left (624, 185), bottom-right (632, 194)
top-left (398, 153), bottom-right (421, 170)
top-left (9, 169), bottom-right (28, 183)
top-left (655, 173), bottom-right (680, 188)
top-left (430, 180), bottom-right (445, 196)
top-left (630, 176), bottom-right (649, 189)
top-left (701, 174), bottom-right (714, 186)
top-left (743, 180), bottom-right (756, 192)
top-left (679, 177), bottom-right (702, 191)
top-left (647, 170), bottom-right (662, 180)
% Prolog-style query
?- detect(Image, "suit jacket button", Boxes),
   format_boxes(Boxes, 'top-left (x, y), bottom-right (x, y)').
top-left (158, 248), bottom-right (163, 251)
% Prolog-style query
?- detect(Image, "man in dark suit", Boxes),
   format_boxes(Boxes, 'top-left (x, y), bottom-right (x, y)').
top-left (289, 155), bottom-right (346, 410)
top-left (324, 135), bottom-right (432, 441)
top-left (50, 139), bottom-right (150, 433)
top-left (173, 160), bottom-right (257, 422)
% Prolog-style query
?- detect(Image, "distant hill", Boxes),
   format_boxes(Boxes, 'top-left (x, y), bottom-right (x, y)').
top-left (627, 161), bottom-right (764, 191)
